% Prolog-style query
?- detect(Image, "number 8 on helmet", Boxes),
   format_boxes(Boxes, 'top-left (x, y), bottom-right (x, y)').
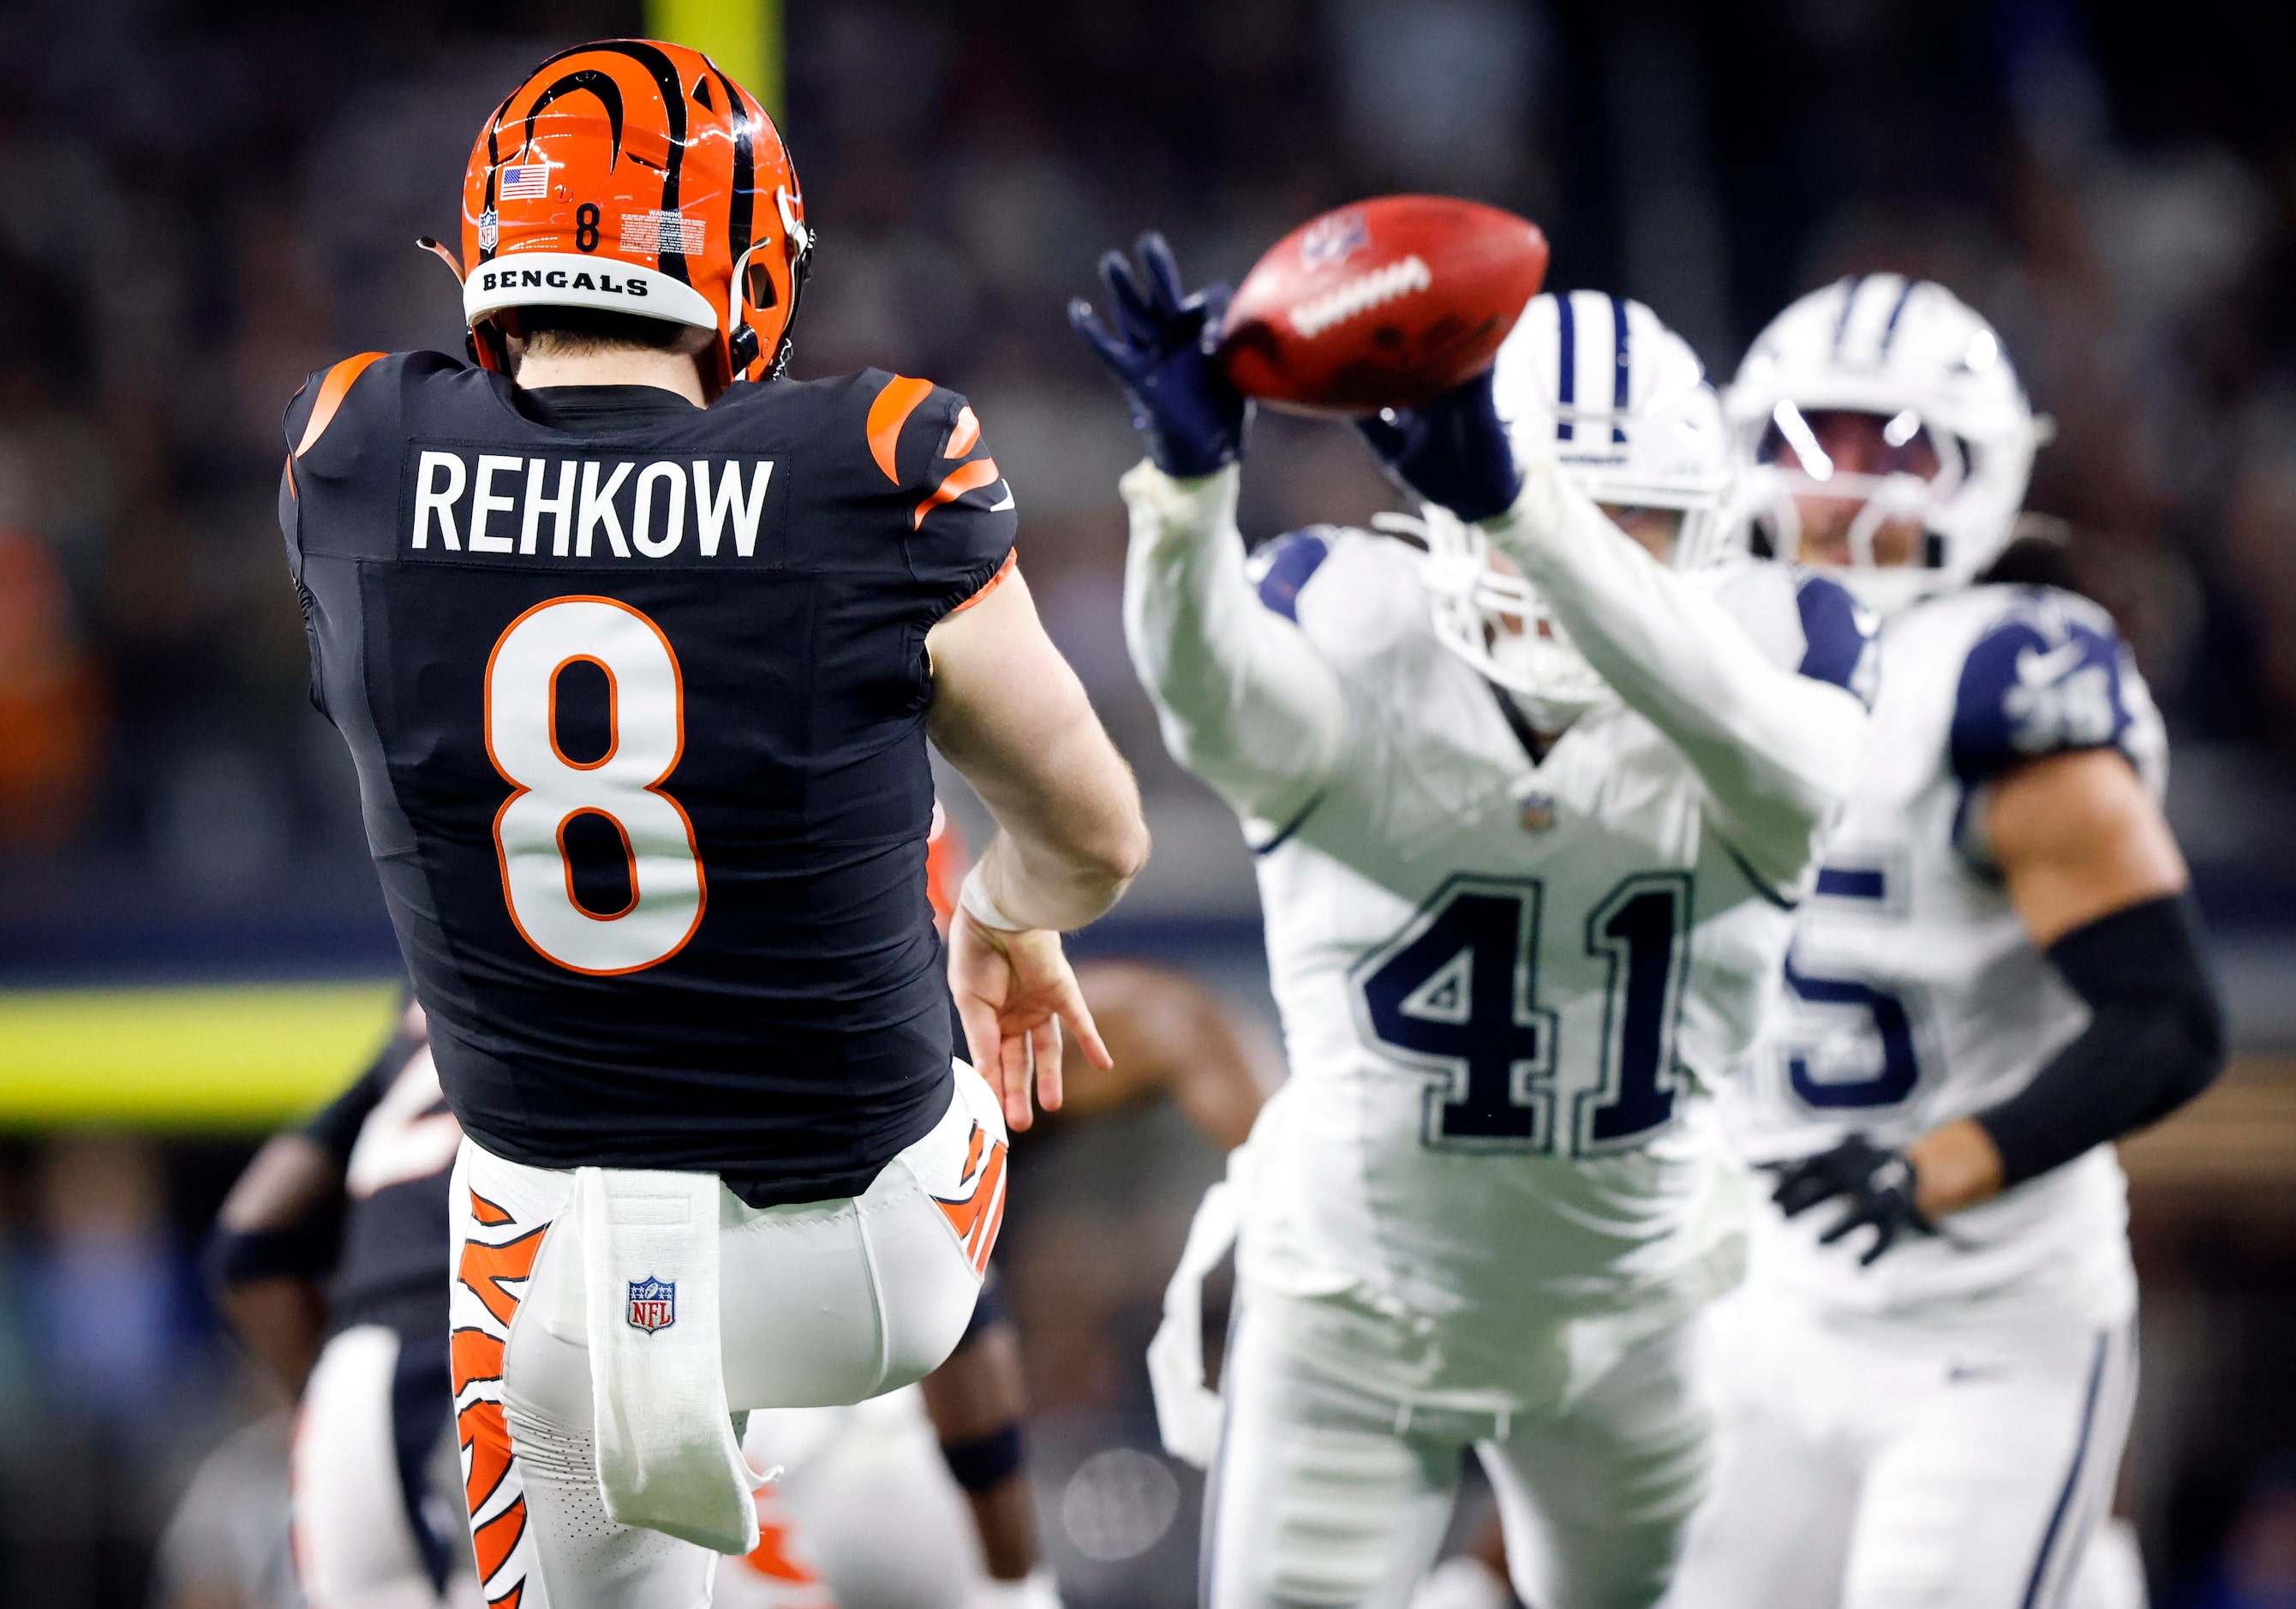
top-left (447, 39), bottom-right (813, 394)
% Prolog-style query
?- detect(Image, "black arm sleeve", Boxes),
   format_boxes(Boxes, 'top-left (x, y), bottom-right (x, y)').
top-left (1974, 894), bottom-right (2227, 1188)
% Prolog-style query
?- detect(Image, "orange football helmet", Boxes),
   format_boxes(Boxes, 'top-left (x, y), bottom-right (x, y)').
top-left (453, 39), bottom-right (810, 392)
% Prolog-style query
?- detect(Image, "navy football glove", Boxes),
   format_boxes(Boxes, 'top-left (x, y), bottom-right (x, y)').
top-left (1355, 367), bottom-right (1522, 524)
top-left (1765, 1134), bottom-right (1936, 1267)
top-left (1068, 233), bottom-right (1248, 479)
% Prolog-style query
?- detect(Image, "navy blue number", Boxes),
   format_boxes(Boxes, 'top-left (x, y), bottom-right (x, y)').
top-left (1780, 947), bottom-right (1921, 1108)
top-left (1577, 875), bottom-right (1692, 1152)
top-left (1357, 880), bottom-right (1557, 1150)
top-left (1356, 875), bottom-right (1689, 1156)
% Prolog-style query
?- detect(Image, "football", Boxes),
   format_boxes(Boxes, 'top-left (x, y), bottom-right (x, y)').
top-left (1217, 195), bottom-right (1549, 416)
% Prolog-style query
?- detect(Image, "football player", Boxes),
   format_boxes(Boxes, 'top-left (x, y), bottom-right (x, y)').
top-left (278, 40), bottom-right (1147, 1609)
top-left (1661, 276), bottom-right (2227, 1609)
top-left (212, 992), bottom-right (481, 1608)
top-left (1072, 238), bottom-right (1874, 1609)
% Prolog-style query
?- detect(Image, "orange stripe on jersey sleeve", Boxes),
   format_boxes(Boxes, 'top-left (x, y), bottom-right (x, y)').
top-left (946, 549), bottom-right (1017, 617)
top-left (294, 351), bottom-right (386, 458)
top-left (913, 458), bottom-right (1001, 529)
top-left (867, 375), bottom-right (936, 483)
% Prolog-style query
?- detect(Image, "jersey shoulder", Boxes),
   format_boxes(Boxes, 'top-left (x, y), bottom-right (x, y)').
top-left (1249, 523), bottom-right (1430, 655)
top-left (283, 349), bottom-right (470, 466)
top-left (1935, 584), bottom-right (2156, 786)
top-left (768, 368), bottom-right (1014, 592)
top-left (1701, 559), bottom-right (1879, 708)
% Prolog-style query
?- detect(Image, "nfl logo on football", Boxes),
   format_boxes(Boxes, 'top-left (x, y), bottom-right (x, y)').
top-left (626, 1277), bottom-right (675, 1333)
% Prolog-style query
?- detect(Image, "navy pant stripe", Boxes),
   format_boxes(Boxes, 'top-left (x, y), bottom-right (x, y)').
top-left (2019, 1328), bottom-right (2115, 1609)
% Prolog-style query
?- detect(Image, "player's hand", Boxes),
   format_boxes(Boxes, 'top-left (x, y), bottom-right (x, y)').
top-left (1764, 1133), bottom-right (1937, 1267)
top-left (1068, 232), bottom-right (1249, 479)
top-left (1356, 367), bottom-right (1522, 523)
top-left (948, 910), bottom-right (1115, 1132)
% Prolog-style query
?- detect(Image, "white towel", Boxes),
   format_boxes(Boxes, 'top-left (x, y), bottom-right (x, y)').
top-left (577, 1166), bottom-right (758, 1553)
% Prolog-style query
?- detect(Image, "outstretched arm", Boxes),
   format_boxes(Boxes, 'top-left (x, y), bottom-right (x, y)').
top-left (929, 570), bottom-right (1151, 1128)
top-left (1073, 233), bottom-right (1346, 827)
top-left (1483, 461), bottom-right (1867, 889)
top-left (1361, 374), bottom-right (1865, 893)
top-left (1120, 464), bottom-right (1346, 825)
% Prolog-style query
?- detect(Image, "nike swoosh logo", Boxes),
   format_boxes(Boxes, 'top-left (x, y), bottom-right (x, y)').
top-left (987, 482), bottom-right (1015, 512)
top-left (2014, 639), bottom-right (2087, 688)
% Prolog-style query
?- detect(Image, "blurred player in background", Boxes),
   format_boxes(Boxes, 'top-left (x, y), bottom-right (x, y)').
top-left (278, 38), bottom-right (1146, 1607)
top-left (1074, 236), bottom-right (1874, 1609)
top-left (1660, 277), bottom-right (2227, 1609)
top-left (717, 807), bottom-right (1268, 1609)
top-left (211, 992), bottom-right (479, 1609)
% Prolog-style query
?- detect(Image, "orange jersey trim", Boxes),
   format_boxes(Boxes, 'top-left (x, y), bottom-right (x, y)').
top-left (947, 549), bottom-right (1017, 618)
top-left (914, 458), bottom-right (1001, 529)
top-left (295, 352), bottom-right (386, 458)
top-left (866, 375), bottom-right (935, 483)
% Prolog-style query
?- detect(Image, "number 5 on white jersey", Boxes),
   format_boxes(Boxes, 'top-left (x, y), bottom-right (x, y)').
top-left (486, 595), bottom-right (705, 974)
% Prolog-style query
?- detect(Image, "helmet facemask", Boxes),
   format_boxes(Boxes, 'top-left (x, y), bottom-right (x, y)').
top-left (1725, 277), bottom-right (2041, 617)
top-left (1406, 290), bottom-right (1735, 733)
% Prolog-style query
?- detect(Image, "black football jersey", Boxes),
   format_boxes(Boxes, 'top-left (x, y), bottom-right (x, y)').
top-left (280, 355), bottom-right (1015, 1201)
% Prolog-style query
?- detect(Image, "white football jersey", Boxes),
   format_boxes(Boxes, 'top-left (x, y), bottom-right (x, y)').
top-left (1235, 527), bottom-right (1873, 1406)
top-left (1723, 583), bottom-right (2165, 1331)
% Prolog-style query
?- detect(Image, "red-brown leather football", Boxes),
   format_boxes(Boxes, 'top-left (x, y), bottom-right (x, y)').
top-left (1217, 195), bottom-right (1548, 416)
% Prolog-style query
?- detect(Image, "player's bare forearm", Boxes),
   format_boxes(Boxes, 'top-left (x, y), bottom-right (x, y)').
top-left (219, 1276), bottom-right (329, 1397)
top-left (1906, 1117), bottom-right (2007, 1218)
top-left (1059, 961), bottom-right (1268, 1150)
top-left (929, 570), bottom-right (1150, 931)
top-left (1119, 460), bottom-right (1344, 824)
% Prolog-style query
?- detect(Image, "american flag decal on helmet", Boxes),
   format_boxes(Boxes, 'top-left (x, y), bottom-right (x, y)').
top-left (627, 1277), bottom-right (676, 1332)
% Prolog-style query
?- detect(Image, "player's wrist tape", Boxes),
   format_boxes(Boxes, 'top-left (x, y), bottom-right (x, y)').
top-left (960, 864), bottom-right (1029, 932)
top-left (1976, 894), bottom-right (2226, 1188)
top-left (940, 1421), bottom-right (1025, 1492)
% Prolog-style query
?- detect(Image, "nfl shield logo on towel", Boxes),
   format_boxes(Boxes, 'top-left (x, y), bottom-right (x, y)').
top-left (627, 1277), bottom-right (675, 1333)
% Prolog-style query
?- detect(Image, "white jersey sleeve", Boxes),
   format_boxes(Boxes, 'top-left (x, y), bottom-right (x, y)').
top-left (1120, 460), bottom-right (1346, 829)
top-left (1479, 464), bottom-right (1874, 894)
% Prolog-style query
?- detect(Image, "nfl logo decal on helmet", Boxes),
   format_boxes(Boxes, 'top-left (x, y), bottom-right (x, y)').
top-left (626, 1276), bottom-right (676, 1333)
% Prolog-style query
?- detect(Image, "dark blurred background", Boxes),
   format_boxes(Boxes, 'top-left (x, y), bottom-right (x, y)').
top-left (0, 1), bottom-right (2290, 1605)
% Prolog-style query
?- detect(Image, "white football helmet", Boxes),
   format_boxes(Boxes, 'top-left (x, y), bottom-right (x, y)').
top-left (1410, 290), bottom-right (1733, 727)
top-left (1725, 274), bottom-right (2042, 616)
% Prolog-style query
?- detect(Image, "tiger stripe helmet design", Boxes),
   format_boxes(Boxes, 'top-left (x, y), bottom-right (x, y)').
top-left (459, 39), bottom-right (810, 391)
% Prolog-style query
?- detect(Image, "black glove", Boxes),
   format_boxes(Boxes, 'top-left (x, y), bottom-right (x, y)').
top-left (1765, 1134), bottom-right (1936, 1267)
top-left (1355, 367), bottom-right (1522, 523)
top-left (1068, 232), bottom-right (1250, 479)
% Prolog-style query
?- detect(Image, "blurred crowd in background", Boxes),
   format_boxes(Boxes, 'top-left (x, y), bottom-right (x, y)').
top-left (0, 0), bottom-right (2291, 1605)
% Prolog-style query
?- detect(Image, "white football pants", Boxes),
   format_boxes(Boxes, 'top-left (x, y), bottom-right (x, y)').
top-left (293, 1324), bottom-right (482, 1609)
top-left (1662, 1284), bottom-right (2138, 1609)
top-left (446, 1065), bottom-right (1006, 1609)
top-left (1203, 1302), bottom-right (1712, 1609)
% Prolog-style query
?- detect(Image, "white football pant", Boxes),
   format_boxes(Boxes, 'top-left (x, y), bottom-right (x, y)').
top-left (446, 1066), bottom-right (1007, 1609)
top-left (293, 1324), bottom-right (482, 1609)
top-left (1663, 1285), bottom-right (2138, 1609)
top-left (1204, 1302), bottom-right (1711, 1609)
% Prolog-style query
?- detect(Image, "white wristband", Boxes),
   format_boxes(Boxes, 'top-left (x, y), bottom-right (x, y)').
top-left (959, 863), bottom-right (1029, 932)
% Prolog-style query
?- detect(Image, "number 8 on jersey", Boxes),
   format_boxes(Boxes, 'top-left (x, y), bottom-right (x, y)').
top-left (486, 596), bottom-right (704, 974)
